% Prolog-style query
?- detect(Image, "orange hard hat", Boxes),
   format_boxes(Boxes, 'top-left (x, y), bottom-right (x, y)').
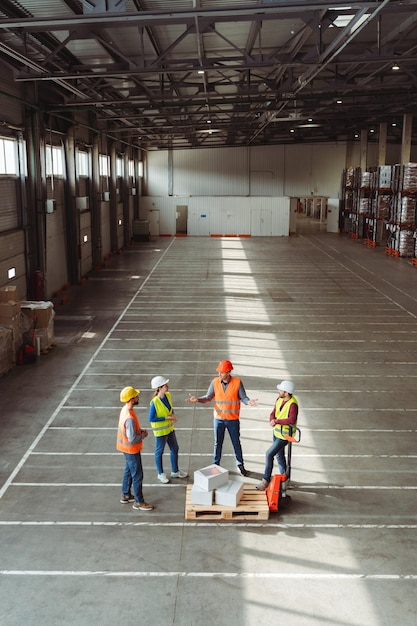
top-left (216, 359), bottom-right (233, 373)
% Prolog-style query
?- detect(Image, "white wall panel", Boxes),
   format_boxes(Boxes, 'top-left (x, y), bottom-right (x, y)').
top-left (249, 145), bottom-right (285, 196)
top-left (173, 147), bottom-right (249, 196)
top-left (140, 196), bottom-right (177, 234)
top-left (310, 143), bottom-right (346, 197)
top-left (283, 144), bottom-right (314, 197)
top-left (209, 197), bottom-right (251, 235)
top-left (141, 195), bottom-right (290, 236)
top-left (250, 197), bottom-right (290, 236)
top-left (146, 151), bottom-right (169, 196)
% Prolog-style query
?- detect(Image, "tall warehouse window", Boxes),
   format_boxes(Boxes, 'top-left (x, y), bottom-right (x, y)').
top-left (0, 137), bottom-right (18, 175)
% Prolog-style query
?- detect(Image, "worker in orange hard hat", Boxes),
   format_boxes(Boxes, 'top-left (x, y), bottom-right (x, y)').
top-left (186, 360), bottom-right (257, 476)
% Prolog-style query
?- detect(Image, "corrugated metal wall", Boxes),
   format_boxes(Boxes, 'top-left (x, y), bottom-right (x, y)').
top-left (0, 230), bottom-right (26, 299)
top-left (249, 145), bottom-right (285, 196)
top-left (46, 179), bottom-right (68, 296)
top-left (173, 147), bottom-right (249, 196)
top-left (0, 67), bottom-right (24, 125)
top-left (146, 143), bottom-right (347, 199)
top-left (140, 196), bottom-right (290, 236)
top-left (79, 211), bottom-right (92, 277)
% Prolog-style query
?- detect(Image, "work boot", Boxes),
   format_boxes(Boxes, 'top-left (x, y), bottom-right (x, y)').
top-left (238, 464), bottom-right (249, 477)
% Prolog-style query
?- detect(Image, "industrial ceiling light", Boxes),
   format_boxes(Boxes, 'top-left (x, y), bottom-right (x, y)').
top-left (392, 64), bottom-right (400, 71)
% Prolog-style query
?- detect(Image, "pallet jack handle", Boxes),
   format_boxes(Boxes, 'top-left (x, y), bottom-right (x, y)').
top-left (284, 426), bottom-right (301, 443)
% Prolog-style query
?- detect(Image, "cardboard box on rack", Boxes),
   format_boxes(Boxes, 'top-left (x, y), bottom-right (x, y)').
top-left (0, 301), bottom-right (21, 318)
top-left (0, 326), bottom-right (14, 376)
top-left (0, 286), bottom-right (18, 303)
top-left (20, 301), bottom-right (54, 329)
top-left (215, 480), bottom-right (244, 507)
top-left (190, 484), bottom-right (214, 506)
top-left (194, 464), bottom-right (229, 492)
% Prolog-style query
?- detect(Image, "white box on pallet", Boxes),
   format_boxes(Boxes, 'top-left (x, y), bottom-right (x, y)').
top-left (190, 484), bottom-right (214, 506)
top-left (194, 464), bottom-right (228, 492)
top-left (215, 480), bottom-right (244, 507)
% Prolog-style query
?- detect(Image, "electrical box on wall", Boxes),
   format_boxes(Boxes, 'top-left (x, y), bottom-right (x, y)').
top-left (76, 196), bottom-right (89, 211)
top-left (130, 188), bottom-right (137, 196)
top-left (45, 199), bottom-right (55, 214)
top-left (102, 191), bottom-right (110, 201)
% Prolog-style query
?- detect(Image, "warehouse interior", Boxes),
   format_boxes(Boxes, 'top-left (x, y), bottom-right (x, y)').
top-left (0, 2), bottom-right (417, 625)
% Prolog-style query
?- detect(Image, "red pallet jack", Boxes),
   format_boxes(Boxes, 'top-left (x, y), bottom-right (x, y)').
top-left (17, 313), bottom-right (37, 365)
top-left (266, 426), bottom-right (301, 512)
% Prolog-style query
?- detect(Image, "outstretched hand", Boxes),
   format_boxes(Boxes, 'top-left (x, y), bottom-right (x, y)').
top-left (186, 393), bottom-right (198, 403)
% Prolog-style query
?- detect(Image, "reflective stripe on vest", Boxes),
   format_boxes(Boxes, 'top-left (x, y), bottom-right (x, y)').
top-left (116, 407), bottom-right (143, 454)
top-left (213, 377), bottom-right (241, 420)
top-left (273, 396), bottom-right (298, 440)
top-left (150, 392), bottom-right (175, 437)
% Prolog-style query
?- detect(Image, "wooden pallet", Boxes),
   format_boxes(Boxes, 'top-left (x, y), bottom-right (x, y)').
top-left (185, 485), bottom-right (269, 521)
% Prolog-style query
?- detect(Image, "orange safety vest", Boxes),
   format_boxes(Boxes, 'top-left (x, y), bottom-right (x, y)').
top-left (150, 392), bottom-right (175, 437)
top-left (213, 377), bottom-right (241, 420)
top-left (273, 396), bottom-right (298, 441)
top-left (116, 406), bottom-right (143, 454)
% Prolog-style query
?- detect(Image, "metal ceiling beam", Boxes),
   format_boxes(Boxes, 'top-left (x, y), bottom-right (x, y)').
top-left (0, 2), bottom-right (405, 32)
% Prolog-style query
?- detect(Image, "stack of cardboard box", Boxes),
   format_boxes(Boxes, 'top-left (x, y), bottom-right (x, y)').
top-left (191, 464), bottom-right (244, 507)
top-left (0, 286), bottom-right (23, 368)
top-left (20, 301), bottom-right (55, 352)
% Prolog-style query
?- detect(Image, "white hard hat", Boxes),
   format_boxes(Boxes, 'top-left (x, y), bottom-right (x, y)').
top-left (151, 376), bottom-right (169, 390)
top-left (277, 380), bottom-right (295, 395)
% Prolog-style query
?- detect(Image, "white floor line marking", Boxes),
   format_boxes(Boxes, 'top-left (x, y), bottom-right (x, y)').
top-left (300, 234), bottom-right (417, 319)
top-left (28, 451), bottom-right (417, 458)
top-left (8, 483), bottom-right (417, 490)
top-left (0, 571), bottom-right (416, 580)
top-left (1, 521), bottom-right (416, 529)
top-left (0, 239), bottom-right (176, 502)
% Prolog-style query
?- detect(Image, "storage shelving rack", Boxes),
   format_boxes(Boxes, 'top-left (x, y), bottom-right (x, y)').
top-left (341, 164), bottom-right (417, 262)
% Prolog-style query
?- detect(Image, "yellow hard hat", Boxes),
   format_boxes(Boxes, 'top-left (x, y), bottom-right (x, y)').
top-left (120, 386), bottom-right (140, 402)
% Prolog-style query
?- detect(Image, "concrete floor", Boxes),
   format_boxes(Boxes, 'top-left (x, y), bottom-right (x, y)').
top-left (0, 216), bottom-right (416, 626)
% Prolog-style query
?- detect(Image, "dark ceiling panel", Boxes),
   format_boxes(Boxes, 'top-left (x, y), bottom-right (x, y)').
top-left (0, 0), bottom-right (417, 149)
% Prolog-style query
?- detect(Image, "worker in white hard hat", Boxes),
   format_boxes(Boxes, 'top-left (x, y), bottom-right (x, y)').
top-left (149, 376), bottom-right (188, 484)
top-left (117, 386), bottom-right (154, 510)
top-left (256, 380), bottom-right (298, 491)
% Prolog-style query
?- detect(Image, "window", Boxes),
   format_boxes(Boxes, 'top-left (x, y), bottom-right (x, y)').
top-left (116, 156), bottom-right (123, 178)
top-left (0, 137), bottom-right (18, 175)
top-left (77, 150), bottom-right (89, 176)
top-left (46, 145), bottom-right (64, 176)
top-left (99, 154), bottom-right (109, 176)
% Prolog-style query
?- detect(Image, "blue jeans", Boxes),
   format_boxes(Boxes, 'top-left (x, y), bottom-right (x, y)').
top-left (263, 435), bottom-right (288, 481)
top-left (154, 430), bottom-right (179, 475)
top-left (213, 418), bottom-right (243, 466)
top-left (122, 452), bottom-right (144, 503)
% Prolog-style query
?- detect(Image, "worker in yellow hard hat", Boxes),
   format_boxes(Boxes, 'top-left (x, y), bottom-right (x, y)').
top-left (116, 386), bottom-right (154, 511)
top-left (186, 360), bottom-right (257, 476)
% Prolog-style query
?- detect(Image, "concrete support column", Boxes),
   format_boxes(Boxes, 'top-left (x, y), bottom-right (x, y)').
top-left (401, 113), bottom-right (413, 164)
top-left (378, 122), bottom-right (387, 165)
top-left (360, 129), bottom-right (367, 170)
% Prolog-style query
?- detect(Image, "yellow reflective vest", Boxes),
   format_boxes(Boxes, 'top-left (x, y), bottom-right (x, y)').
top-left (273, 396), bottom-right (298, 440)
top-left (150, 392), bottom-right (175, 437)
